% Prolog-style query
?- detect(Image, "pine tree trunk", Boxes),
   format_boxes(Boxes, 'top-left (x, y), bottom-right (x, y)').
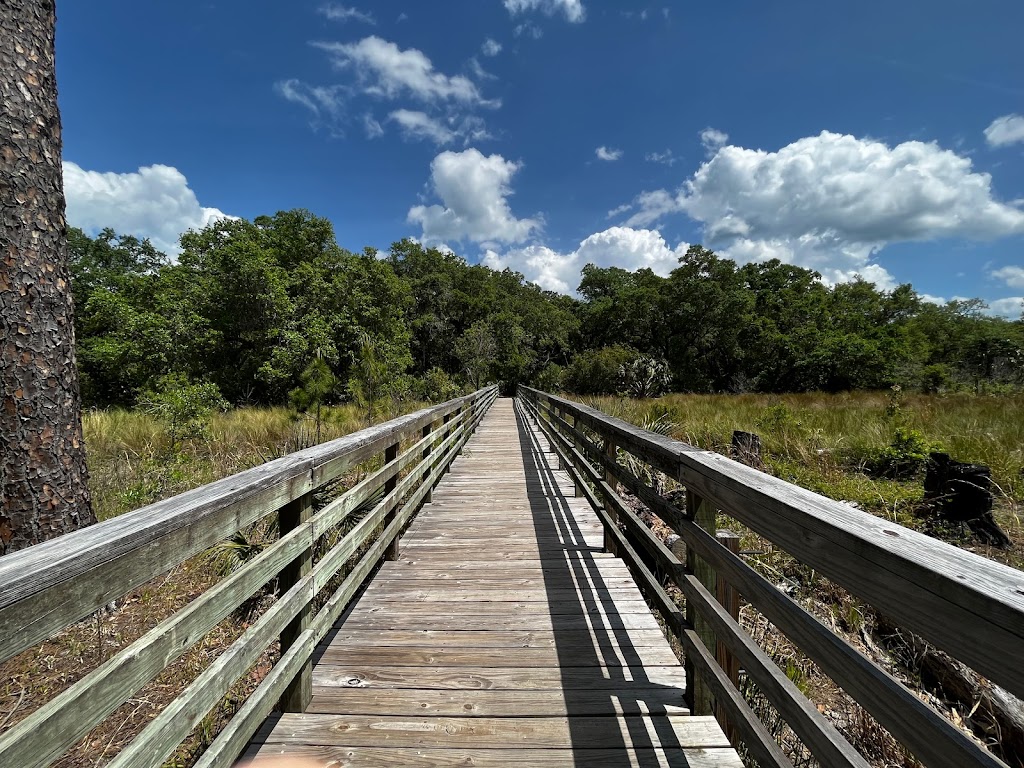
top-left (1, 0), bottom-right (95, 554)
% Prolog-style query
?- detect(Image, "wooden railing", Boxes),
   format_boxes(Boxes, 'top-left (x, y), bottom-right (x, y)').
top-left (518, 387), bottom-right (1024, 768)
top-left (0, 385), bottom-right (498, 768)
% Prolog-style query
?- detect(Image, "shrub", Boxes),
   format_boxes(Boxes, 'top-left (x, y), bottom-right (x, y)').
top-left (138, 375), bottom-right (228, 451)
top-left (620, 355), bottom-right (671, 399)
top-left (563, 346), bottom-right (639, 395)
top-left (869, 426), bottom-right (935, 479)
top-left (532, 363), bottom-right (564, 393)
top-left (920, 364), bottom-right (950, 394)
top-left (416, 367), bottom-right (463, 402)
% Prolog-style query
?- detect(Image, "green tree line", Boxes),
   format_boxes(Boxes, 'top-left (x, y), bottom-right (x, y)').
top-left (69, 210), bottom-right (1024, 408)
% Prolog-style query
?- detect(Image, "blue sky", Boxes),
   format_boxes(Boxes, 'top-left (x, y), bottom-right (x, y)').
top-left (57, 0), bottom-right (1024, 315)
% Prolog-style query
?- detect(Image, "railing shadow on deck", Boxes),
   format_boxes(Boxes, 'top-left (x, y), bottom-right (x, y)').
top-left (512, 399), bottom-right (701, 767)
top-left (0, 385), bottom-right (498, 768)
top-left (518, 386), bottom-right (1024, 768)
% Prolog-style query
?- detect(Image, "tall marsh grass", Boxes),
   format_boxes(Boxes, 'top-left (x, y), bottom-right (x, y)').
top-left (81, 402), bottom-right (424, 520)
top-left (581, 391), bottom-right (1024, 554)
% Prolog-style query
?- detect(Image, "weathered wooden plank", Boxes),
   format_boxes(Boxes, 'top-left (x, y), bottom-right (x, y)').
top-left (362, 577), bottom-right (637, 591)
top-left (105, 570), bottom-right (315, 768)
top-left (242, 744), bottom-right (743, 768)
top-left (253, 713), bottom-right (729, 750)
top-left (0, 387), bottom-right (498, 665)
top-left (0, 522), bottom-right (312, 768)
top-left (192, 628), bottom-right (315, 768)
top-left (338, 614), bottom-right (662, 632)
top-left (375, 561), bottom-right (632, 577)
top-left (345, 601), bottom-right (655, 616)
top-left (235, 396), bottom-right (731, 766)
top-left (306, 687), bottom-right (689, 716)
top-left (316, 645), bottom-right (680, 668)
top-left (324, 628), bottom-right (670, 649)
top-left (678, 511), bottom-right (1010, 768)
top-left (312, 664), bottom-right (687, 690)
top-left (353, 588), bottom-right (646, 603)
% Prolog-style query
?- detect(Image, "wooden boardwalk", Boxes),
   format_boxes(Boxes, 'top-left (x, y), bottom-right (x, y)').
top-left (245, 398), bottom-right (741, 767)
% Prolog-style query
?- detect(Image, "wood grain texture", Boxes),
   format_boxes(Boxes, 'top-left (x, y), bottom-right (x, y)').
top-left (243, 744), bottom-right (742, 768)
top-left (244, 397), bottom-right (737, 766)
top-left (312, 664), bottom-right (688, 690)
top-left (253, 713), bottom-right (727, 750)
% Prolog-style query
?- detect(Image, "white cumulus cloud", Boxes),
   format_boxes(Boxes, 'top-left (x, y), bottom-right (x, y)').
top-left (503, 0), bottom-right (585, 23)
top-left (389, 109), bottom-right (456, 145)
top-left (987, 297), bottom-right (1024, 318)
top-left (313, 36), bottom-right (491, 106)
top-left (318, 4), bottom-right (375, 24)
top-left (481, 38), bottom-right (503, 56)
top-left (596, 146), bottom-right (623, 161)
top-left (409, 149), bottom-right (540, 245)
top-left (615, 131), bottom-right (1024, 288)
top-left (483, 227), bottom-right (687, 294)
top-left (700, 127), bottom-right (729, 154)
top-left (984, 114), bottom-right (1024, 147)
top-left (63, 162), bottom-right (233, 255)
top-left (992, 265), bottom-right (1024, 289)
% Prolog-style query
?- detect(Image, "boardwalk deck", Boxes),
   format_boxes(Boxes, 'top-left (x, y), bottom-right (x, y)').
top-left (245, 398), bottom-right (742, 767)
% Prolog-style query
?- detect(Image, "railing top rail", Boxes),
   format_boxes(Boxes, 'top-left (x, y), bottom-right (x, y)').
top-left (0, 387), bottom-right (497, 613)
top-left (520, 386), bottom-right (1024, 700)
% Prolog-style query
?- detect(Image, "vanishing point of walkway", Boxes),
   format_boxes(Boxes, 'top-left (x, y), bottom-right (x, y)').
top-left (245, 398), bottom-right (741, 766)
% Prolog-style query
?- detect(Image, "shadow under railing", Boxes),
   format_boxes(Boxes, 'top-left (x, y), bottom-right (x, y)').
top-left (512, 398), bottom-right (705, 766)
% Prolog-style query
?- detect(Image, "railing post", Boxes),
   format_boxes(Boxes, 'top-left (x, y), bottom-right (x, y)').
top-left (602, 436), bottom-right (619, 556)
top-left (442, 410), bottom-right (454, 473)
top-left (715, 529), bottom-right (742, 742)
top-left (552, 404), bottom-right (564, 470)
top-left (421, 420), bottom-right (434, 503)
top-left (569, 414), bottom-right (585, 497)
top-left (684, 488), bottom-right (717, 716)
top-left (278, 491), bottom-right (313, 712)
top-left (383, 442), bottom-right (400, 560)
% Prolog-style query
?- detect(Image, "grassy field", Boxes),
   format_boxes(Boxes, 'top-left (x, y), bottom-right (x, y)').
top-left (581, 390), bottom-right (1024, 551)
top-left (82, 402), bottom-right (421, 521)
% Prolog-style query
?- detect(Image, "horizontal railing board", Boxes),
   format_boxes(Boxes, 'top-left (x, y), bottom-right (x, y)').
top-left (0, 522), bottom-right (313, 768)
top-left (522, 387), bottom-right (1024, 701)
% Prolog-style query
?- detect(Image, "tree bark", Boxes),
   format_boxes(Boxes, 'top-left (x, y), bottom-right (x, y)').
top-left (1, 0), bottom-right (94, 554)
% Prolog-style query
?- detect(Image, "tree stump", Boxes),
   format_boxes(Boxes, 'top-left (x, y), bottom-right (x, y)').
top-left (924, 453), bottom-right (1010, 548)
top-left (731, 431), bottom-right (762, 468)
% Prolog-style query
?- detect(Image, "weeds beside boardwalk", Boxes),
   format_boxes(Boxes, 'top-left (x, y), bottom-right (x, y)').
top-left (584, 390), bottom-right (1023, 557)
top-left (82, 403), bottom-right (419, 521)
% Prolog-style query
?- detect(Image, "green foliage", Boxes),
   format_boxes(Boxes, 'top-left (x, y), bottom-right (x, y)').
top-left (138, 376), bottom-right (229, 452)
top-left (919, 364), bottom-right (951, 394)
top-left (416, 367), bottom-right (463, 403)
top-left (868, 426), bottom-right (936, 479)
top-left (757, 403), bottom-right (802, 433)
top-left (69, 220), bottom-right (1024, 415)
top-left (564, 345), bottom-right (639, 395)
top-left (619, 355), bottom-right (671, 399)
top-left (289, 358), bottom-right (338, 443)
top-left (533, 363), bottom-right (564, 393)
